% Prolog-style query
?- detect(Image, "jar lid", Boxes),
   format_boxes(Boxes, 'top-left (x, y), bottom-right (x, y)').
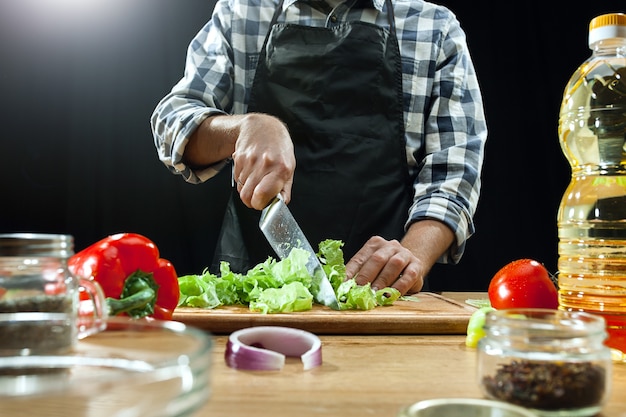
top-left (589, 13), bottom-right (626, 46)
top-left (483, 308), bottom-right (608, 348)
top-left (0, 233), bottom-right (74, 258)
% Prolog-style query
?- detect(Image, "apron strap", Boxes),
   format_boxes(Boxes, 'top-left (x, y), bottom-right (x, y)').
top-left (269, 0), bottom-right (286, 27)
top-left (270, 0), bottom-right (396, 32)
top-left (384, 0), bottom-right (395, 34)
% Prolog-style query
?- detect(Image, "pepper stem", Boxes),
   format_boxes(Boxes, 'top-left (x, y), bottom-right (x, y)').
top-left (106, 270), bottom-right (159, 319)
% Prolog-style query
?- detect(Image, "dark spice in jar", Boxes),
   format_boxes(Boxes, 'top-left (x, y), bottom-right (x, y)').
top-left (0, 294), bottom-right (74, 354)
top-left (0, 294), bottom-right (72, 314)
top-left (482, 360), bottom-right (606, 410)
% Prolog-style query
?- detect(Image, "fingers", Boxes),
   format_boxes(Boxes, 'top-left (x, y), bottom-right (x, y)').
top-left (395, 270), bottom-right (424, 295)
top-left (234, 162), bottom-right (293, 209)
top-left (232, 114), bottom-right (295, 210)
top-left (345, 236), bottom-right (425, 295)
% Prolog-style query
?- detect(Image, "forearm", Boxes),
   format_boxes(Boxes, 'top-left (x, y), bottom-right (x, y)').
top-left (183, 114), bottom-right (244, 168)
top-left (401, 219), bottom-right (455, 274)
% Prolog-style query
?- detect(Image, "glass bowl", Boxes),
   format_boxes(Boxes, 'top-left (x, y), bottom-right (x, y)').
top-left (0, 317), bottom-right (212, 417)
top-left (398, 398), bottom-right (538, 417)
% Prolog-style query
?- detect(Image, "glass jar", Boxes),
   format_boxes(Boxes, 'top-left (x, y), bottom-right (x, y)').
top-left (0, 233), bottom-right (106, 355)
top-left (477, 308), bottom-right (612, 417)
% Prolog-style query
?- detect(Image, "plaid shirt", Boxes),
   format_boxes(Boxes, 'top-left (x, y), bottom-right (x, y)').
top-left (151, 0), bottom-right (487, 263)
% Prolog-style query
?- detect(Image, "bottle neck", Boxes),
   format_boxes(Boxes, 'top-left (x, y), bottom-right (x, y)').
top-left (591, 38), bottom-right (626, 56)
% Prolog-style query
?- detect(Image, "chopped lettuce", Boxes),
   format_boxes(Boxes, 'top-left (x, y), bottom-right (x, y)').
top-left (336, 279), bottom-right (377, 310)
top-left (465, 298), bottom-right (491, 309)
top-left (376, 287), bottom-right (401, 306)
top-left (465, 306), bottom-right (496, 348)
top-left (249, 281), bottom-right (313, 314)
top-left (177, 239), bottom-right (400, 313)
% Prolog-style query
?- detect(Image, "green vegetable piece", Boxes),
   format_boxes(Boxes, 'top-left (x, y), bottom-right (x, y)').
top-left (249, 281), bottom-right (313, 314)
top-left (376, 288), bottom-right (401, 306)
top-left (318, 239), bottom-right (346, 291)
top-left (336, 280), bottom-right (376, 310)
top-left (176, 273), bottom-right (221, 308)
top-left (465, 306), bottom-right (495, 348)
top-left (465, 298), bottom-right (491, 309)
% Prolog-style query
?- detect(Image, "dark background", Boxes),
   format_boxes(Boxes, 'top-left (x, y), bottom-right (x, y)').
top-left (0, 0), bottom-right (621, 291)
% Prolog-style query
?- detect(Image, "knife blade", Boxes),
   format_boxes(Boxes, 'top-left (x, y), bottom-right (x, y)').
top-left (259, 195), bottom-right (340, 310)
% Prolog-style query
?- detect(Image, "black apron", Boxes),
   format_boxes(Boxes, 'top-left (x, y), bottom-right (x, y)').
top-left (213, 0), bottom-right (412, 273)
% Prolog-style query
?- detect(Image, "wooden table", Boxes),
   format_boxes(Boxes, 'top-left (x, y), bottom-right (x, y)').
top-left (194, 293), bottom-right (626, 417)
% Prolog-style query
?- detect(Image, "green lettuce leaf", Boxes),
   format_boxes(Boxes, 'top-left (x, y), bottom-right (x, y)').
top-left (249, 281), bottom-right (313, 314)
top-left (376, 287), bottom-right (402, 305)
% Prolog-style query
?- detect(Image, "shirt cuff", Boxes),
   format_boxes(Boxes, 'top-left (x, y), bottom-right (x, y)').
top-left (170, 108), bottom-right (229, 183)
top-left (406, 194), bottom-right (475, 264)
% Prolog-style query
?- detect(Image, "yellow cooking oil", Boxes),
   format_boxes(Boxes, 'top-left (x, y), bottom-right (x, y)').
top-left (557, 13), bottom-right (626, 358)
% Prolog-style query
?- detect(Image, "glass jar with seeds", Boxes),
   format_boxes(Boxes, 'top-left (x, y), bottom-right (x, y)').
top-left (477, 308), bottom-right (612, 417)
top-left (0, 233), bottom-right (107, 357)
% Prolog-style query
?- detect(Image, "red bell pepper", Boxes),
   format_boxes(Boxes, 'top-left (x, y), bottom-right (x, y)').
top-left (68, 233), bottom-right (179, 320)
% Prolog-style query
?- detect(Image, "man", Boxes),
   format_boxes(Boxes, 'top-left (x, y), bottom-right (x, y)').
top-left (151, 0), bottom-right (487, 295)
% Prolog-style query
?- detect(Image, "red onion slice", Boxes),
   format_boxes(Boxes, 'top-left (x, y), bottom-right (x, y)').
top-left (225, 326), bottom-right (322, 371)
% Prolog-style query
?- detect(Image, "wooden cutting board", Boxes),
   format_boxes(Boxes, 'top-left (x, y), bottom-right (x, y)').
top-left (173, 292), bottom-right (477, 335)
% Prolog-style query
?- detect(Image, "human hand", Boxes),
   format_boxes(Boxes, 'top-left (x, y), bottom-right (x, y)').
top-left (345, 236), bottom-right (426, 295)
top-left (232, 113), bottom-right (296, 210)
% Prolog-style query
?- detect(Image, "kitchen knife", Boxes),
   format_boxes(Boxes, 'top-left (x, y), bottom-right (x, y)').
top-left (259, 195), bottom-right (340, 310)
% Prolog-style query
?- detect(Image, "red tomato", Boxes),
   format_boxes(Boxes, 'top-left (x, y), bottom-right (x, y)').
top-left (488, 259), bottom-right (558, 309)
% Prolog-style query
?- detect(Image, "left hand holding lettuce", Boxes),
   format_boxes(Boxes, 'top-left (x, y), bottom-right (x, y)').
top-left (69, 233), bottom-right (179, 320)
top-left (178, 239), bottom-right (401, 313)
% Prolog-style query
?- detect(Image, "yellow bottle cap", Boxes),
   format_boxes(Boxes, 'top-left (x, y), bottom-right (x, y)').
top-left (588, 13), bottom-right (626, 45)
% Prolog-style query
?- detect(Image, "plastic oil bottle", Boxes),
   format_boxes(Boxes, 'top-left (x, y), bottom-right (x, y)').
top-left (557, 12), bottom-right (626, 359)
